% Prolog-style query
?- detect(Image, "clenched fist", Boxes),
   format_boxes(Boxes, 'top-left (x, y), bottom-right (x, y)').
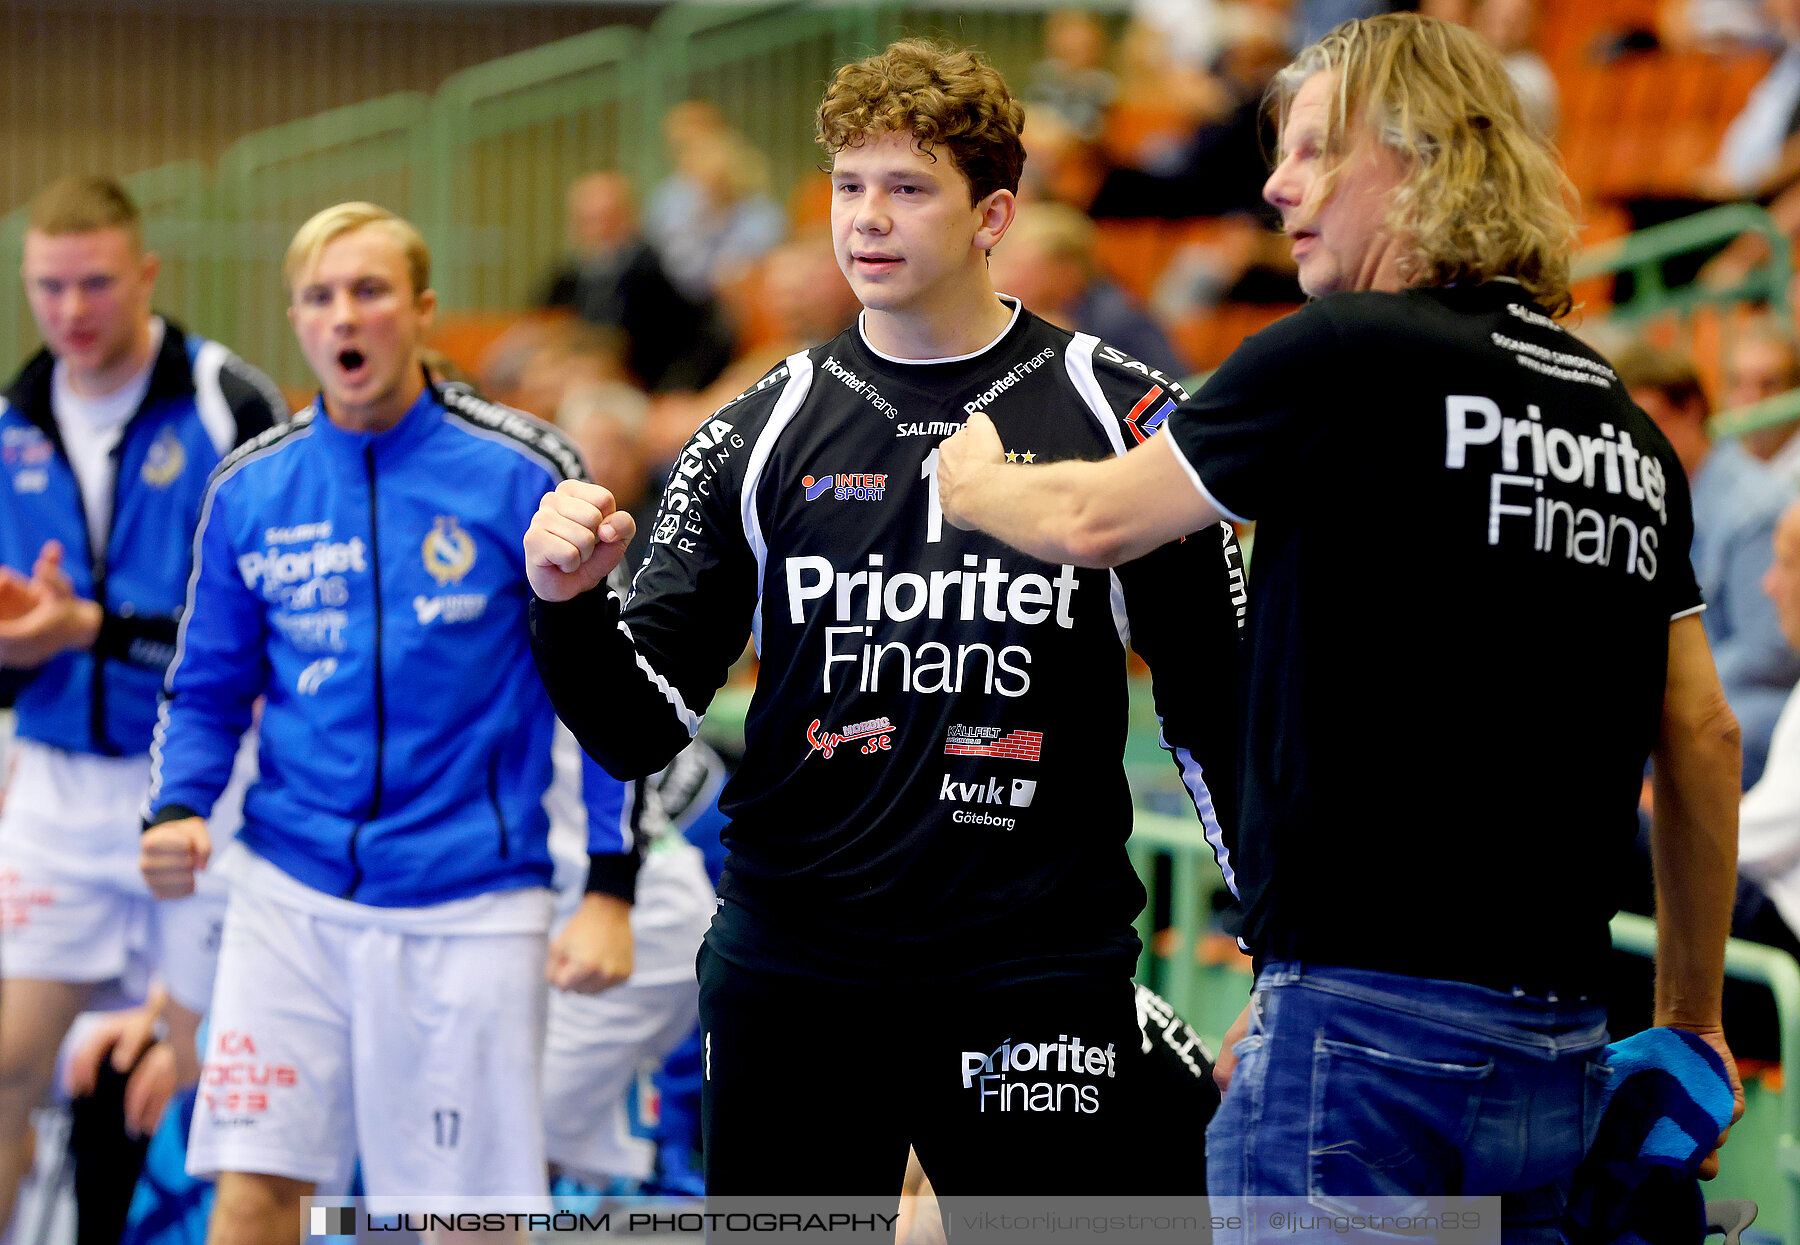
top-left (523, 480), bottom-right (638, 602)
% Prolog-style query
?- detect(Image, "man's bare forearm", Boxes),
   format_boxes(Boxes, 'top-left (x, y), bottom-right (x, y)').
top-left (946, 458), bottom-right (1127, 567)
top-left (938, 419), bottom-right (1218, 567)
top-left (1651, 616), bottom-right (1741, 1031)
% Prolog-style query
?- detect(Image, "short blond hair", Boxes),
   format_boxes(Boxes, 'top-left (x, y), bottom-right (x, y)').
top-left (284, 202), bottom-right (430, 297)
top-left (29, 175), bottom-right (143, 251)
top-left (1271, 13), bottom-right (1578, 316)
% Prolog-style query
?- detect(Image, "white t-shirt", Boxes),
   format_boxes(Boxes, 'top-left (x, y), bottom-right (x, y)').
top-left (51, 317), bottom-right (163, 550)
top-left (1720, 43), bottom-right (1800, 193)
top-left (1764, 426), bottom-right (1800, 493)
top-left (1739, 684), bottom-right (1800, 934)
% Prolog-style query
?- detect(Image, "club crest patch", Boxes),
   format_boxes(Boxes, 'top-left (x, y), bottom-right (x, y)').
top-left (421, 515), bottom-right (476, 586)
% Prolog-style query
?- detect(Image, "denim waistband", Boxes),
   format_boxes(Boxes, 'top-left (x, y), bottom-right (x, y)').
top-left (1257, 960), bottom-right (1610, 1056)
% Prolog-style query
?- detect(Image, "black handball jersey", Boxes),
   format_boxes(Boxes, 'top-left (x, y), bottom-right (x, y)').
top-left (534, 302), bottom-right (1244, 984)
top-left (1163, 282), bottom-right (1701, 994)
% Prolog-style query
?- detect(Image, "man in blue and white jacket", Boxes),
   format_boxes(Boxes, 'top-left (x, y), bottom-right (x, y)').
top-left (0, 175), bottom-right (281, 1233)
top-left (139, 202), bottom-right (635, 1241)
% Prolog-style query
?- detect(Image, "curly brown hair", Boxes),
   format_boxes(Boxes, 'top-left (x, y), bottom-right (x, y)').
top-left (816, 38), bottom-right (1025, 204)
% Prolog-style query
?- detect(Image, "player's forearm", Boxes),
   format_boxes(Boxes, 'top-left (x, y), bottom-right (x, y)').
top-left (1650, 694), bottom-right (1741, 1031)
top-left (144, 696), bottom-right (255, 822)
top-left (529, 590), bottom-right (698, 780)
top-left (0, 598), bottom-right (102, 668)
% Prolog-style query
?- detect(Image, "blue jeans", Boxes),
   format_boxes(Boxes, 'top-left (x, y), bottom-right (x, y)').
top-left (1206, 962), bottom-right (1611, 1245)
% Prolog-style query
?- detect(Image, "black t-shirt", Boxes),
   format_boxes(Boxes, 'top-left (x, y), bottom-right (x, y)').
top-left (535, 303), bottom-right (1244, 985)
top-left (1164, 282), bottom-right (1700, 994)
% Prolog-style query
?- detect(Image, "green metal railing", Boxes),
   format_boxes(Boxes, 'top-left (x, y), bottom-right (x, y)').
top-left (1574, 199), bottom-right (1800, 447)
top-left (3, 5), bottom-right (1790, 399)
top-left (1575, 202), bottom-right (1794, 330)
top-left (1127, 809), bottom-right (1222, 1025)
top-left (210, 92), bottom-right (432, 387)
top-left (0, 4), bottom-right (1088, 387)
top-left (1611, 911), bottom-right (1800, 1245)
top-left (420, 26), bottom-right (646, 312)
top-left (1711, 388), bottom-right (1800, 443)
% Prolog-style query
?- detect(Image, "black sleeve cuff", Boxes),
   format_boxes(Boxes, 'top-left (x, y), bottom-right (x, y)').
top-left (0, 667), bottom-right (33, 706)
top-left (144, 803), bottom-right (201, 832)
top-left (585, 848), bottom-right (642, 901)
top-left (529, 585), bottom-right (619, 648)
top-left (95, 610), bottom-right (181, 673)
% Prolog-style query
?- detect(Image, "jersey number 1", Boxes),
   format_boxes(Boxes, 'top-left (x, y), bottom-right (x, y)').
top-left (922, 449), bottom-right (944, 544)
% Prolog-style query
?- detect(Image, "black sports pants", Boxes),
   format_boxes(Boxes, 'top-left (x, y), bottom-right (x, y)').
top-left (697, 944), bottom-right (1195, 1196)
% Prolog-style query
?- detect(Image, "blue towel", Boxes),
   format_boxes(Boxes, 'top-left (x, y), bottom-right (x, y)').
top-left (1563, 1027), bottom-right (1738, 1245)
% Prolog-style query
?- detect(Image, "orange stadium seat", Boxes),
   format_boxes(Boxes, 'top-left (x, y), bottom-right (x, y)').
top-left (426, 310), bottom-right (536, 383)
top-left (1172, 302), bottom-right (1300, 374)
top-left (1092, 217), bottom-right (1234, 303)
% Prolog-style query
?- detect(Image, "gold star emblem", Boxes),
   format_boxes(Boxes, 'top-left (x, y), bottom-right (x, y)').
top-left (1005, 450), bottom-right (1019, 462)
top-left (1021, 451), bottom-right (1036, 463)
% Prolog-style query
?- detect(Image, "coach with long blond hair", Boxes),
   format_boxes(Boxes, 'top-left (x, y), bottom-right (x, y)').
top-left (941, 14), bottom-right (1744, 1234)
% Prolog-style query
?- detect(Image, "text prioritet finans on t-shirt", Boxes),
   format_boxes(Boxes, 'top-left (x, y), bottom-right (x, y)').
top-left (1445, 393), bottom-right (1670, 581)
top-left (784, 551), bottom-right (1082, 697)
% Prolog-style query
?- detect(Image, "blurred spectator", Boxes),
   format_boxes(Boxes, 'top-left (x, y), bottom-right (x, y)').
top-left (751, 236), bottom-right (862, 362)
top-left (1473, 0), bottom-right (1558, 137)
top-left (645, 108), bottom-right (786, 304)
top-left (1725, 317), bottom-right (1800, 488)
top-left (643, 238), bottom-right (859, 470)
top-left (1101, 8), bottom-right (1235, 181)
top-left (1291, 0), bottom-right (1404, 50)
top-left (558, 380), bottom-right (657, 575)
top-left (538, 171), bottom-right (731, 393)
top-left (1618, 0), bottom-right (1800, 295)
top-left (1664, 0), bottom-right (1781, 51)
top-left (1089, 18), bottom-right (1289, 218)
top-left (1129, 0), bottom-right (1285, 77)
top-left (1025, 10), bottom-right (1119, 143)
top-left (1615, 337), bottom-right (1800, 786)
top-left (1724, 500), bottom-right (1800, 1058)
top-left (1698, 0), bottom-right (1800, 202)
top-left (512, 321), bottom-right (631, 423)
top-left (990, 202), bottom-right (1188, 376)
top-left (659, 98), bottom-right (728, 152)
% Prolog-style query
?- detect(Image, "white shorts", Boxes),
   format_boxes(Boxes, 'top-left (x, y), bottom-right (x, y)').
top-left (540, 838), bottom-right (712, 1182)
top-left (0, 737), bottom-right (252, 1008)
top-left (186, 874), bottom-right (552, 1199)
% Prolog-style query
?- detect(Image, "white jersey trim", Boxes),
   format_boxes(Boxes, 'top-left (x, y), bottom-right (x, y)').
top-left (1064, 337), bottom-right (1135, 654)
top-left (856, 297), bottom-right (1023, 366)
top-left (146, 416), bottom-right (317, 817)
top-left (1064, 335), bottom-right (1130, 457)
top-left (618, 618), bottom-right (702, 740)
top-left (1073, 333), bottom-right (1229, 889)
top-left (190, 339), bottom-right (237, 457)
top-left (742, 352), bottom-right (816, 656)
top-left (1167, 732), bottom-right (1238, 901)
